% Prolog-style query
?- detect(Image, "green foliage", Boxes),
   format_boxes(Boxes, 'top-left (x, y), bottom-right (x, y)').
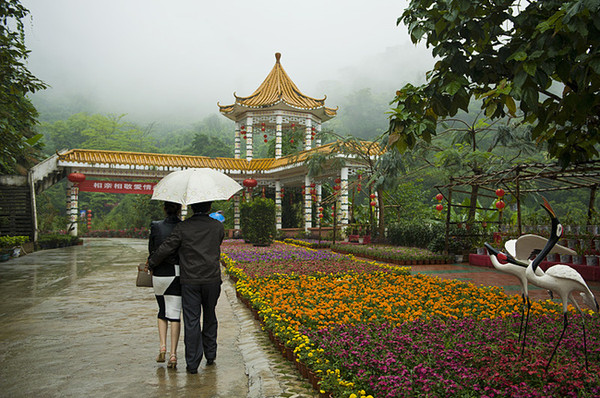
top-left (0, 235), bottom-right (28, 249)
top-left (37, 233), bottom-right (79, 249)
top-left (390, 0), bottom-right (600, 167)
top-left (240, 198), bottom-right (276, 246)
top-left (0, 0), bottom-right (48, 174)
top-left (386, 220), bottom-right (445, 249)
top-left (39, 113), bottom-right (157, 154)
top-left (183, 114), bottom-right (234, 157)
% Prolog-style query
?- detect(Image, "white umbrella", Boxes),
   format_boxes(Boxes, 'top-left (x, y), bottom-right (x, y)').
top-left (151, 168), bottom-right (243, 205)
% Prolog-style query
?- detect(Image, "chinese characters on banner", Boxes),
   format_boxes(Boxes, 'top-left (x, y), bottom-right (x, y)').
top-left (78, 180), bottom-right (156, 195)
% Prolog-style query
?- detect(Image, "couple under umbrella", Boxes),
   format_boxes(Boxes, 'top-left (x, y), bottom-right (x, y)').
top-left (146, 168), bottom-right (242, 373)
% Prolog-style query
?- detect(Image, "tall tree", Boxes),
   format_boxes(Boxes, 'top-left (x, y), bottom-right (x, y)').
top-left (40, 113), bottom-right (158, 153)
top-left (0, 0), bottom-right (47, 174)
top-left (388, 0), bottom-right (600, 167)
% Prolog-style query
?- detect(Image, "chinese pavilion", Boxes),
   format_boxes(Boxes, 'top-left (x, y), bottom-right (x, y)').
top-left (15, 53), bottom-right (377, 239)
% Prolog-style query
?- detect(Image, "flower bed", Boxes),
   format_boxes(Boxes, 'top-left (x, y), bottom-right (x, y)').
top-left (221, 241), bottom-right (600, 397)
top-left (283, 238), bottom-right (332, 249)
top-left (332, 243), bottom-right (450, 265)
top-left (223, 242), bottom-right (405, 278)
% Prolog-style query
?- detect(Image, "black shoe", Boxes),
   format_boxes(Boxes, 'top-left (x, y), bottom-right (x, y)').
top-left (206, 358), bottom-right (215, 366)
top-left (186, 367), bottom-right (198, 374)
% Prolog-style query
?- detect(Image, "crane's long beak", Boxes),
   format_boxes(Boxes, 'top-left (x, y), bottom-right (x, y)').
top-left (541, 196), bottom-right (557, 219)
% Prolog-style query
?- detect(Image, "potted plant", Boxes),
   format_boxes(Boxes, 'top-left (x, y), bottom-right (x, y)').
top-left (0, 236), bottom-right (29, 260)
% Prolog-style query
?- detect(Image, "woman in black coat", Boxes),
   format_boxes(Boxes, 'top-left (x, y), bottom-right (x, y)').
top-left (147, 201), bottom-right (182, 368)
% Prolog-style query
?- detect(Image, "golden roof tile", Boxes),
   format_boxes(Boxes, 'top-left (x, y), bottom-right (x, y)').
top-left (57, 141), bottom-right (379, 175)
top-left (218, 53), bottom-right (338, 120)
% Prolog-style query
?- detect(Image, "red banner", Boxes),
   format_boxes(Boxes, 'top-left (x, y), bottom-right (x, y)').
top-left (78, 180), bottom-right (156, 195)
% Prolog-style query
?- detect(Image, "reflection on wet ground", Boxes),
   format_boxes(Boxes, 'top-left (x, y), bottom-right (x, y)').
top-left (0, 238), bottom-right (258, 397)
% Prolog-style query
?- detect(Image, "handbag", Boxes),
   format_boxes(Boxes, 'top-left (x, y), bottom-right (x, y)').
top-left (136, 263), bottom-right (153, 287)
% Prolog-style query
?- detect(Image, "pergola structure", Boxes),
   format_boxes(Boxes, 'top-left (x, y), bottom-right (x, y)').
top-left (436, 160), bottom-right (600, 249)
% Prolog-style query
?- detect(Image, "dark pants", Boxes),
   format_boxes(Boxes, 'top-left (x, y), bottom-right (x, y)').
top-left (181, 282), bottom-right (221, 371)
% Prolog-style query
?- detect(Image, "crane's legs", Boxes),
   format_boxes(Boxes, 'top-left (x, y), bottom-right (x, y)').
top-left (520, 296), bottom-right (531, 357)
top-left (517, 293), bottom-right (525, 342)
top-left (546, 312), bottom-right (568, 372)
top-left (581, 314), bottom-right (589, 371)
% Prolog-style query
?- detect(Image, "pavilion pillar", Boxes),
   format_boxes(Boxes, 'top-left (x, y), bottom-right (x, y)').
top-left (275, 114), bottom-right (283, 159)
top-left (234, 121), bottom-right (241, 159)
top-left (304, 118), bottom-right (312, 151)
top-left (234, 194), bottom-right (240, 235)
top-left (316, 122), bottom-right (322, 147)
top-left (304, 175), bottom-right (312, 232)
top-left (316, 183), bottom-right (322, 228)
top-left (67, 181), bottom-right (79, 236)
top-left (246, 116), bottom-right (253, 161)
top-left (340, 167), bottom-right (349, 228)
top-left (275, 180), bottom-right (282, 230)
top-left (181, 205), bottom-right (188, 220)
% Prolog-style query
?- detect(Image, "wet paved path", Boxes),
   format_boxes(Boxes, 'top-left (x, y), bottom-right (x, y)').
top-left (0, 239), bottom-right (317, 398)
top-left (2, 239), bottom-right (600, 397)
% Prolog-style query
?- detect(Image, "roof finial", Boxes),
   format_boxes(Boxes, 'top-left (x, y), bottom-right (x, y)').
top-left (275, 52), bottom-right (281, 63)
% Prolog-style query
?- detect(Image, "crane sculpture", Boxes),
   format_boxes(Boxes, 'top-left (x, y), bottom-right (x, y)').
top-left (525, 198), bottom-right (598, 371)
top-left (485, 235), bottom-right (576, 355)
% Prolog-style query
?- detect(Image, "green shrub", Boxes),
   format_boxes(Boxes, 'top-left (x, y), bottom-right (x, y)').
top-left (0, 235), bottom-right (29, 250)
top-left (387, 221), bottom-right (444, 249)
top-left (240, 198), bottom-right (276, 246)
top-left (37, 233), bottom-right (80, 249)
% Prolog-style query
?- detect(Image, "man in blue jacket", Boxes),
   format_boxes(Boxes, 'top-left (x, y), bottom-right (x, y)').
top-left (148, 201), bottom-right (224, 374)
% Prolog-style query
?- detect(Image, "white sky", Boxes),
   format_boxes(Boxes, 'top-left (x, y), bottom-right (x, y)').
top-left (22, 0), bottom-right (435, 123)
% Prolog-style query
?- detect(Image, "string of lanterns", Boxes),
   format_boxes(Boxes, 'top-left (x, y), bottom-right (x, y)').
top-left (495, 188), bottom-right (505, 211)
top-left (239, 122), bottom-right (318, 144)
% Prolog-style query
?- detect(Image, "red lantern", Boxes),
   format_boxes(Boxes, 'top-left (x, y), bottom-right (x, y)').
top-left (264, 139), bottom-right (267, 143)
top-left (334, 178), bottom-right (341, 184)
top-left (243, 178), bottom-right (258, 188)
top-left (318, 213), bottom-right (324, 218)
top-left (67, 172), bottom-right (86, 184)
top-left (241, 125), bottom-right (245, 130)
top-left (370, 193), bottom-right (376, 200)
top-left (290, 139), bottom-right (294, 144)
top-left (436, 204), bottom-right (443, 211)
top-left (370, 201), bottom-right (377, 207)
top-left (318, 207), bottom-right (323, 212)
top-left (496, 200), bottom-right (505, 210)
top-left (291, 123), bottom-right (296, 128)
top-left (496, 188), bottom-right (505, 198)
top-left (436, 193), bottom-right (443, 202)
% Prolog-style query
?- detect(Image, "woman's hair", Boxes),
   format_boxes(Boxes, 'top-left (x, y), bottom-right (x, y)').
top-left (164, 201), bottom-right (182, 216)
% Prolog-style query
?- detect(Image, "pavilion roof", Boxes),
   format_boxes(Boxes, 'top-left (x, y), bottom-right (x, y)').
top-left (218, 53), bottom-right (337, 121)
top-left (56, 140), bottom-right (379, 175)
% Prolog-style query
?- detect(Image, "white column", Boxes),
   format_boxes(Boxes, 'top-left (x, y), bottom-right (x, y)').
top-left (304, 118), bottom-right (312, 151)
top-left (340, 167), bottom-right (349, 228)
top-left (275, 180), bottom-right (282, 230)
top-left (234, 194), bottom-right (240, 234)
top-left (316, 122), bottom-right (322, 147)
top-left (67, 181), bottom-right (78, 236)
top-left (316, 183), bottom-right (322, 228)
top-left (234, 121), bottom-right (241, 159)
top-left (304, 175), bottom-right (312, 232)
top-left (181, 205), bottom-right (188, 220)
top-left (275, 114), bottom-right (283, 159)
top-left (246, 116), bottom-right (253, 161)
